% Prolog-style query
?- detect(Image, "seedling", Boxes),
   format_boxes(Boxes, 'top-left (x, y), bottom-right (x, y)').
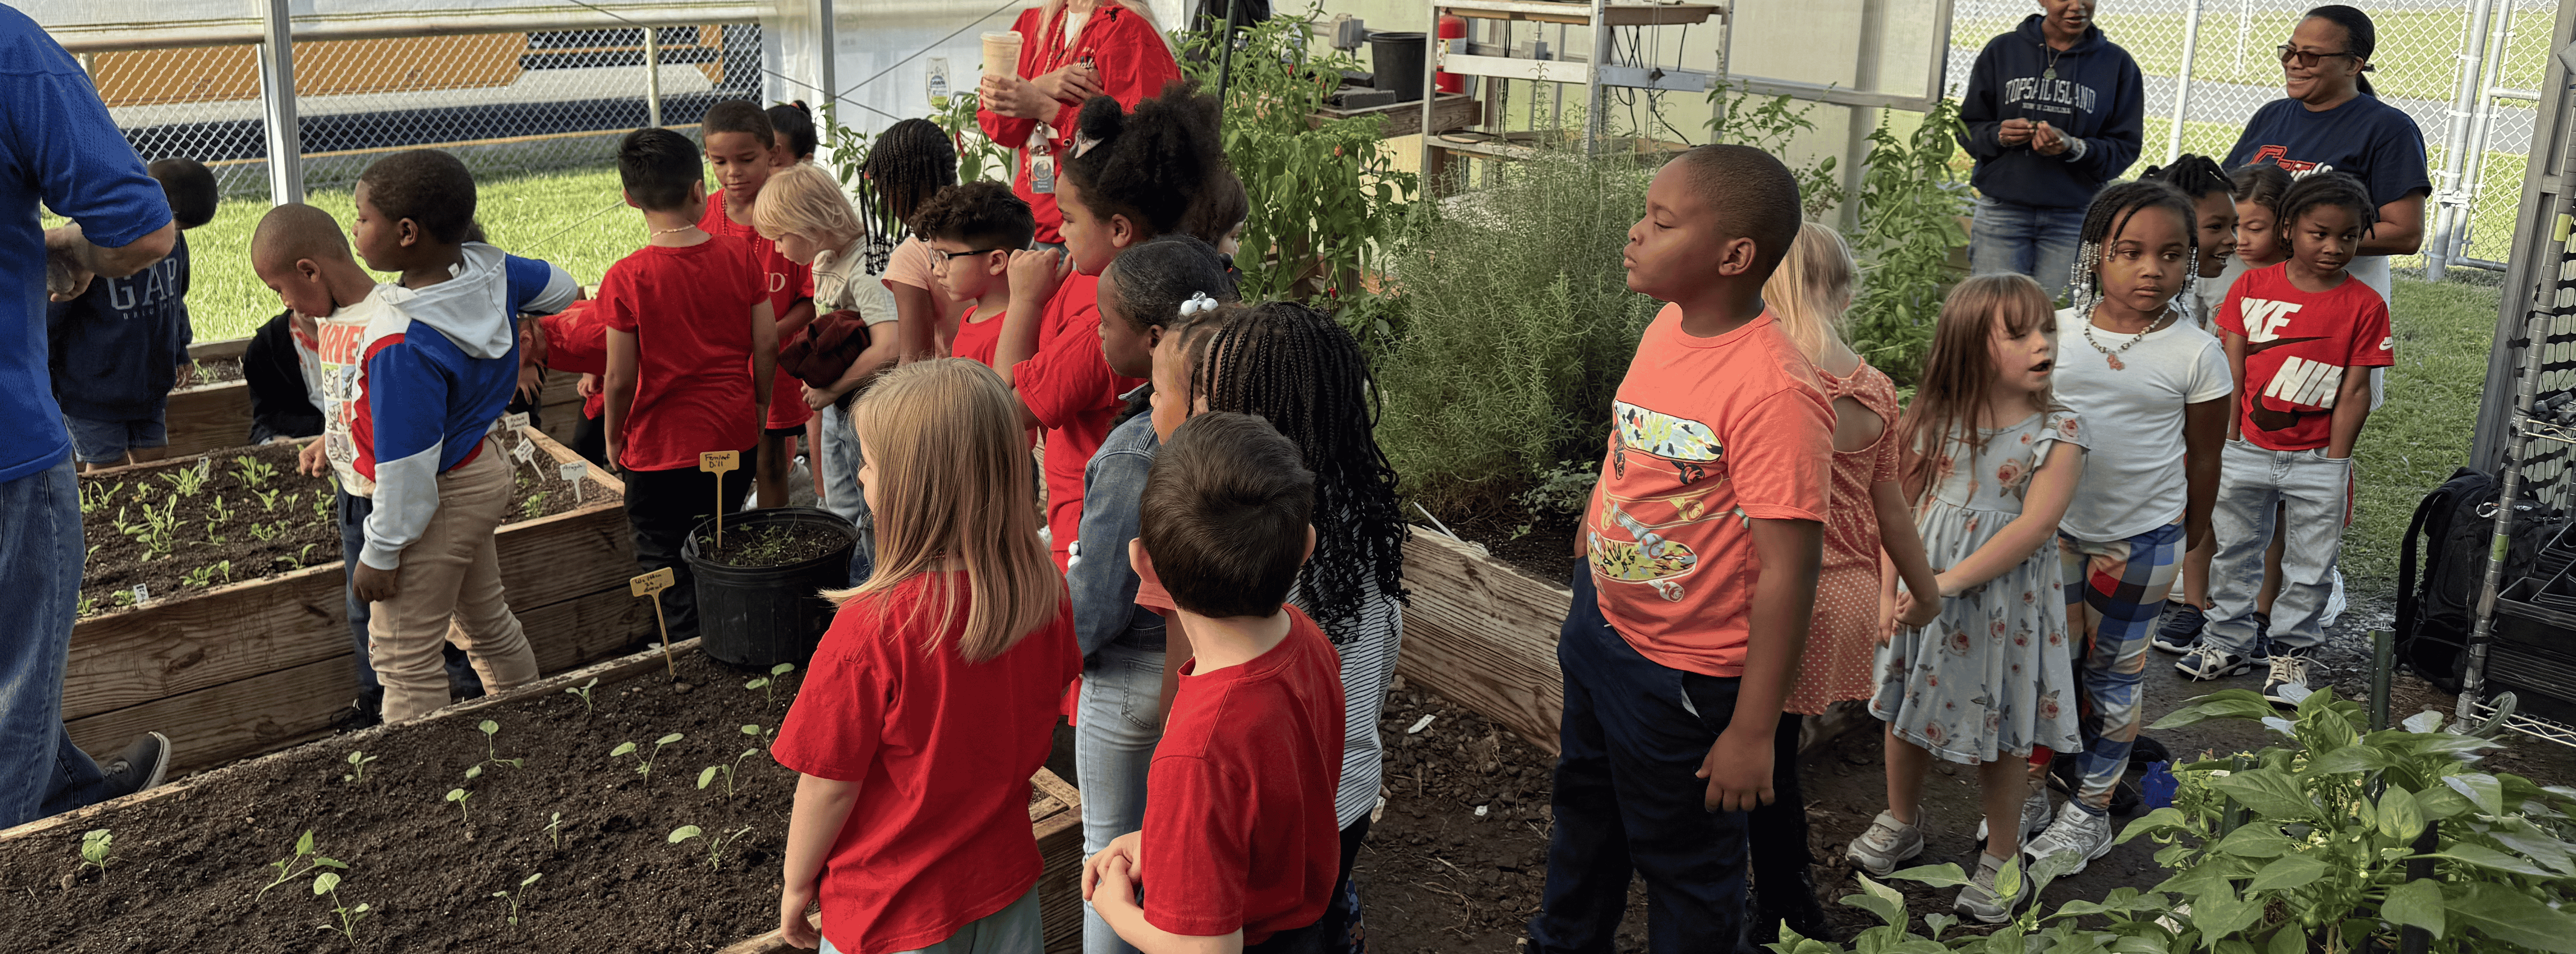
top-left (180, 560), bottom-right (234, 590)
top-left (162, 465), bottom-right (207, 498)
top-left (208, 494), bottom-right (233, 524)
top-left (445, 787), bottom-right (474, 824)
top-left (612, 733), bottom-right (684, 783)
top-left (313, 871), bottom-right (370, 943)
top-left (520, 491), bottom-right (548, 519)
top-left (564, 677), bottom-right (598, 714)
top-left (298, 543), bottom-right (319, 565)
top-left (342, 749), bottom-right (377, 783)
top-left (542, 812), bottom-right (564, 849)
top-left (743, 662), bottom-right (797, 707)
top-left (260, 830), bottom-right (346, 899)
top-left (233, 454), bottom-right (277, 487)
top-left (255, 487), bottom-right (282, 512)
top-left (667, 824), bottom-right (753, 870)
top-left (313, 493), bottom-right (331, 521)
top-left (491, 872), bottom-right (543, 927)
top-left (77, 828), bottom-right (113, 879)
top-left (695, 724), bottom-right (776, 796)
top-left (476, 719), bottom-right (525, 770)
top-left (77, 593), bottom-right (96, 616)
top-left (248, 521), bottom-right (281, 543)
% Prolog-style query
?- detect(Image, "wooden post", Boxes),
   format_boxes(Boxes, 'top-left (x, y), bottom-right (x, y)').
top-left (700, 450), bottom-right (740, 548)
top-left (630, 567), bottom-right (678, 678)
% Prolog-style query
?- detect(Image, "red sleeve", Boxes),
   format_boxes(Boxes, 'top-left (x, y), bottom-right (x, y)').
top-left (772, 605), bottom-right (892, 782)
top-left (540, 302), bottom-right (609, 376)
top-left (598, 264), bottom-right (640, 333)
top-left (1091, 11), bottom-right (1182, 115)
top-left (2348, 297), bottom-right (2395, 369)
top-left (975, 9), bottom-right (1046, 148)
top-left (1141, 755), bottom-right (1253, 937)
top-left (1730, 388), bottom-right (1833, 522)
top-left (1014, 308), bottom-right (1119, 432)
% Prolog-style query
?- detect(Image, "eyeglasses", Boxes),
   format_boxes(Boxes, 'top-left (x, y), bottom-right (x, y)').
top-left (2276, 45), bottom-right (2363, 68)
top-left (931, 247), bottom-right (1009, 267)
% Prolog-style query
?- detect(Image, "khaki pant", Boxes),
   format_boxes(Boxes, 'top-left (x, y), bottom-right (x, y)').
top-left (369, 439), bottom-right (538, 722)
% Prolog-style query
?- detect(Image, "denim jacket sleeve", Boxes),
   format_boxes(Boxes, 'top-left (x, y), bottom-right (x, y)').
top-left (1070, 416), bottom-right (1164, 655)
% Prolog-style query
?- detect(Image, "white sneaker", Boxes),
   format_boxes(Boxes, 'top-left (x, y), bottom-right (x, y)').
top-left (1975, 787), bottom-right (2052, 852)
top-left (1955, 852), bottom-right (2028, 924)
top-left (2022, 802), bottom-right (2116, 876)
top-left (1844, 811), bottom-right (1923, 877)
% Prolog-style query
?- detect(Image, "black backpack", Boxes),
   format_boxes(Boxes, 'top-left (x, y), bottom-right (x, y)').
top-left (2398, 468), bottom-right (2566, 692)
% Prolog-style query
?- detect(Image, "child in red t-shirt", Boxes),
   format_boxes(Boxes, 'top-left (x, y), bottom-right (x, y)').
top-left (773, 359), bottom-right (1080, 954)
top-left (1085, 411), bottom-right (1346, 954)
top-left (908, 181), bottom-right (1035, 370)
top-left (598, 128), bottom-right (777, 645)
top-left (700, 100), bottom-right (816, 509)
top-left (995, 84), bottom-right (1229, 571)
top-left (2203, 171), bottom-right (2392, 704)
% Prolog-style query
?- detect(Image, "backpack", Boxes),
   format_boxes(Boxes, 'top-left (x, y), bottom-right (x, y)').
top-left (2397, 468), bottom-right (2566, 692)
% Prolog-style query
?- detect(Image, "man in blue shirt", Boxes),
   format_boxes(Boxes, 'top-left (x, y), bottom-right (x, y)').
top-left (5, 3), bottom-right (180, 827)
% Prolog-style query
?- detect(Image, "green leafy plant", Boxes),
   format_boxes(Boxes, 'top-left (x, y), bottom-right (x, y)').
top-left (255, 487), bottom-right (282, 512)
top-left (444, 787), bottom-right (474, 825)
top-left (341, 749), bottom-right (377, 783)
top-left (207, 494), bottom-right (233, 525)
top-left (248, 521), bottom-right (281, 543)
top-left (696, 725), bottom-right (773, 797)
top-left (743, 662), bottom-right (796, 706)
top-left (1178, 7), bottom-right (1416, 322)
top-left (232, 454), bottom-right (276, 487)
top-left (612, 733), bottom-right (683, 783)
top-left (162, 465), bottom-right (207, 498)
top-left (667, 824), bottom-right (754, 870)
top-left (565, 677), bottom-right (598, 714)
top-left (313, 871), bottom-right (371, 943)
top-left (520, 492), bottom-right (548, 519)
top-left (491, 872), bottom-right (542, 927)
top-left (1844, 99), bottom-right (1971, 385)
top-left (543, 811), bottom-right (564, 850)
top-left (259, 830), bottom-right (346, 900)
top-left (77, 828), bottom-right (114, 879)
top-left (313, 493), bottom-right (331, 522)
top-left (476, 719), bottom-right (526, 770)
top-left (77, 593), bottom-right (96, 616)
top-left (1705, 81), bottom-right (1845, 219)
top-left (179, 560), bottom-right (233, 590)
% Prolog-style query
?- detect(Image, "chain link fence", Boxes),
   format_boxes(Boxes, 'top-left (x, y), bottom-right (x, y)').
top-left (1945, 0), bottom-right (2548, 271)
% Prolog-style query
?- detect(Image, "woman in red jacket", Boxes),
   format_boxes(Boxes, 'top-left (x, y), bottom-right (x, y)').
top-left (976, 0), bottom-right (1182, 248)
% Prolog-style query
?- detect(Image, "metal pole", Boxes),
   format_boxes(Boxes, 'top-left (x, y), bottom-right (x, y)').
top-left (1213, 0), bottom-right (1243, 111)
top-left (1584, 0), bottom-right (1608, 154)
top-left (2167, 0), bottom-right (2201, 164)
top-left (257, 0), bottom-right (302, 206)
top-left (2459, 306), bottom-right (2553, 723)
top-left (2428, 0), bottom-right (2498, 282)
top-left (814, 0), bottom-right (837, 120)
top-left (2454, 0), bottom-right (2517, 264)
top-left (646, 27), bottom-right (665, 128)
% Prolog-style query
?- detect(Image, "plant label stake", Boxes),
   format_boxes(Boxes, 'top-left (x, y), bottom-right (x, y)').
top-left (560, 461), bottom-right (587, 505)
top-left (630, 567), bottom-right (679, 678)
top-left (699, 451), bottom-right (739, 547)
top-left (511, 438), bottom-right (538, 474)
top-left (131, 584), bottom-right (148, 606)
top-left (503, 411), bottom-right (529, 435)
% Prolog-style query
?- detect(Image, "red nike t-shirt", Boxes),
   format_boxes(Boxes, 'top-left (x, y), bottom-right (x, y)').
top-left (2215, 263), bottom-right (2395, 452)
top-left (1009, 273), bottom-right (1145, 570)
top-left (772, 573), bottom-right (1082, 954)
top-left (597, 235), bottom-right (767, 471)
top-left (702, 191), bottom-right (814, 432)
top-left (1141, 607), bottom-right (1346, 945)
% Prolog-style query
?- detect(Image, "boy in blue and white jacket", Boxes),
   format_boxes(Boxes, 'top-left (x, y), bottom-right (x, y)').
top-left (252, 149), bottom-right (578, 724)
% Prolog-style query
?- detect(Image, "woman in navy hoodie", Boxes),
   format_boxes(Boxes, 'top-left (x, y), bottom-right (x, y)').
top-left (1957, 0), bottom-right (2144, 301)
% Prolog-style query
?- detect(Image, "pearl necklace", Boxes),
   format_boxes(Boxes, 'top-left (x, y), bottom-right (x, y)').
top-left (2081, 306), bottom-right (2177, 371)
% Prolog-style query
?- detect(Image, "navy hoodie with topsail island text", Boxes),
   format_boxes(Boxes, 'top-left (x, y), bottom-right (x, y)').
top-left (1957, 14), bottom-right (2145, 210)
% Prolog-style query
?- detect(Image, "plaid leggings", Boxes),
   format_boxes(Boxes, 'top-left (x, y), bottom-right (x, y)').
top-left (2050, 522), bottom-right (2184, 813)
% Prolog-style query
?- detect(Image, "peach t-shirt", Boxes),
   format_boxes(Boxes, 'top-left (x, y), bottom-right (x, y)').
top-left (1585, 305), bottom-right (1832, 677)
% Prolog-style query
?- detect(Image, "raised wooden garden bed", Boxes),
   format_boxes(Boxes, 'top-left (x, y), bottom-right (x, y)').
top-left (1, 639), bottom-right (1088, 953)
top-left (64, 426), bottom-right (644, 777)
top-left (166, 336), bottom-right (590, 455)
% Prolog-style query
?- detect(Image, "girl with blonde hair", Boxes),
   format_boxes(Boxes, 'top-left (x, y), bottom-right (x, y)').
top-left (1747, 222), bottom-right (1942, 943)
top-left (754, 161), bottom-right (901, 578)
top-left (771, 359), bottom-right (1081, 954)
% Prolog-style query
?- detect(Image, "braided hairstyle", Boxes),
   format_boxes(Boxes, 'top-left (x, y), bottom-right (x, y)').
top-left (1062, 80), bottom-right (1229, 240)
top-left (1172, 301), bottom-right (1408, 639)
top-left (860, 118), bottom-right (960, 243)
top-left (2065, 180), bottom-right (2199, 323)
top-left (2276, 169), bottom-right (2379, 242)
top-left (2144, 154), bottom-right (2233, 201)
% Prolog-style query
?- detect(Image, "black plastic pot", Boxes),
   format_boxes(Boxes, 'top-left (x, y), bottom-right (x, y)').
top-left (1368, 31), bottom-right (1426, 103)
top-left (682, 507), bottom-right (859, 671)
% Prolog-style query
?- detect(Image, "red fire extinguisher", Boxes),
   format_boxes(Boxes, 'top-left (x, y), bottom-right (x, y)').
top-left (1435, 14), bottom-right (1466, 94)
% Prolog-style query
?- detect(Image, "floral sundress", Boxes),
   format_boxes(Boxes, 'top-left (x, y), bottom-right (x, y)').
top-left (1868, 409), bottom-right (2086, 765)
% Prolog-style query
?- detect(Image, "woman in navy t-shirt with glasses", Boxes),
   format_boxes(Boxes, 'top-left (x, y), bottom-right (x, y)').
top-left (2222, 4), bottom-right (2429, 310)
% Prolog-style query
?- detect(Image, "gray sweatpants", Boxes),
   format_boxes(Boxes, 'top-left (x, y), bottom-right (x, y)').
top-left (2206, 438), bottom-right (2353, 657)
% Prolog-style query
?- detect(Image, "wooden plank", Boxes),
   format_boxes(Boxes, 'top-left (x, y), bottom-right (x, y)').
top-left (1395, 529), bottom-right (1570, 756)
top-left (161, 380), bottom-right (253, 457)
top-left (63, 564), bottom-right (346, 720)
top-left (186, 336), bottom-right (250, 362)
top-left (493, 503), bottom-right (634, 608)
top-left (1312, 92), bottom-right (1478, 139)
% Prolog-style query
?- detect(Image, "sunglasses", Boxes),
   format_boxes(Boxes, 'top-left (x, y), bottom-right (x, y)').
top-left (2277, 45), bottom-right (2364, 69)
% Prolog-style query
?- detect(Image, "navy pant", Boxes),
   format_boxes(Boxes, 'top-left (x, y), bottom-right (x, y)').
top-left (336, 489), bottom-right (483, 707)
top-left (1530, 571), bottom-right (1751, 954)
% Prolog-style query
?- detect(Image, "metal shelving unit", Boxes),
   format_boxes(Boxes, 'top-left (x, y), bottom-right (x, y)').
top-left (1414, 0), bottom-right (1724, 181)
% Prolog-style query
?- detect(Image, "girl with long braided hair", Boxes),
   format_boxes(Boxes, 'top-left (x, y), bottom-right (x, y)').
top-left (2018, 179), bottom-right (2231, 873)
top-left (1122, 299), bottom-right (1405, 954)
top-left (859, 118), bottom-right (961, 363)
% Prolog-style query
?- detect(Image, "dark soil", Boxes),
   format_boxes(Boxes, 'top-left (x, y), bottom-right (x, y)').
top-left (0, 651), bottom-right (810, 952)
top-left (181, 357), bottom-right (244, 387)
top-left (1435, 509), bottom-right (1581, 587)
top-left (693, 521), bottom-right (846, 569)
top-left (78, 437), bottom-right (612, 617)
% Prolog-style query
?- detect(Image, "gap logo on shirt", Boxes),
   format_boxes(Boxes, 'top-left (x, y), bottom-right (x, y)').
top-left (106, 254), bottom-right (184, 313)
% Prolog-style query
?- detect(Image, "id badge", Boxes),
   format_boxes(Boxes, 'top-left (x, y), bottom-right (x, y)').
top-left (1031, 150), bottom-right (1057, 194)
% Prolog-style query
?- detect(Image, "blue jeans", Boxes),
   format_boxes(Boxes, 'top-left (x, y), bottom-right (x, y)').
top-left (0, 455), bottom-right (108, 826)
top-left (1076, 640), bottom-right (1166, 954)
top-left (818, 402), bottom-right (875, 585)
top-left (1969, 196), bottom-right (2085, 303)
top-left (62, 401), bottom-right (168, 464)
top-left (1530, 571), bottom-right (1752, 954)
top-left (821, 885), bottom-right (1042, 954)
top-left (2208, 441), bottom-right (2353, 656)
top-left (335, 489), bottom-right (483, 705)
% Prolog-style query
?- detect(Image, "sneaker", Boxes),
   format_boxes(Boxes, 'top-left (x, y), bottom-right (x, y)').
top-left (2149, 602), bottom-right (2204, 654)
top-left (96, 732), bottom-right (171, 801)
top-left (2176, 643), bottom-right (2262, 681)
top-left (2129, 735), bottom-right (2170, 768)
top-left (2263, 648), bottom-right (2321, 706)
top-left (2022, 802), bottom-right (2116, 876)
top-left (1844, 812), bottom-right (1924, 877)
top-left (2044, 756), bottom-right (2144, 817)
top-left (1954, 852), bottom-right (2029, 924)
top-left (1974, 787), bottom-right (2052, 852)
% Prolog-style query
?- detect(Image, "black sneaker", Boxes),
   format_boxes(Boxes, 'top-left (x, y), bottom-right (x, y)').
top-left (2149, 602), bottom-right (2204, 654)
top-left (2129, 735), bottom-right (2170, 768)
top-left (97, 732), bottom-right (171, 800)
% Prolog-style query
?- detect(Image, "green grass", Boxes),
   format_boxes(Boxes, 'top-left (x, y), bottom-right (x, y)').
top-left (97, 163), bottom-right (633, 341)
top-left (2346, 276), bottom-right (2499, 594)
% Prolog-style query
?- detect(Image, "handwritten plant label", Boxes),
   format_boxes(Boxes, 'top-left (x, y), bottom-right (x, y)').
top-left (503, 412), bottom-right (530, 433)
top-left (132, 584), bottom-right (149, 606)
top-left (629, 567), bottom-right (676, 598)
top-left (560, 461), bottom-right (588, 504)
top-left (698, 451), bottom-right (739, 475)
top-left (511, 440), bottom-right (538, 465)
